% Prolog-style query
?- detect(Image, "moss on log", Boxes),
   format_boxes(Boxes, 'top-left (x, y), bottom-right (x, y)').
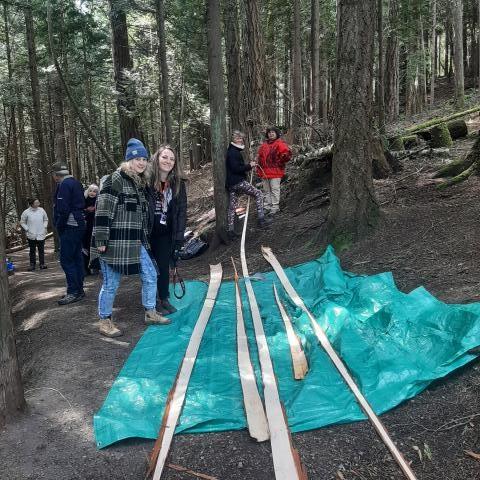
top-left (402, 135), bottom-right (418, 149)
top-left (430, 123), bottom-right (453, 148)
top-left (400, 105), bottom-right (480, 135)
top-left (446, 119), bottom-right (468, 139)
top-left (389, 137), bottom-right (404, 151)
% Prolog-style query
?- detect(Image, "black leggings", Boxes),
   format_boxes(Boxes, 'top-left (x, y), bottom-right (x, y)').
top-left (28, 239), bottom-right (45, 266)
top-left (150, 233), bottom-right (172, 300)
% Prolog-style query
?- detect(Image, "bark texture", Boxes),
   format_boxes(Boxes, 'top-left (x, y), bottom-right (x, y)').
top-left (206, 0), bottom-right (228, 242)
top-left (327, 0), bottom-right (378, 240)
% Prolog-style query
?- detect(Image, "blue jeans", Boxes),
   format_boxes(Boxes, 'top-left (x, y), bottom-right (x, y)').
top-left (98, 246), bottom-right (157, 319)
top-left (59, 227), bottom-right (85, 295)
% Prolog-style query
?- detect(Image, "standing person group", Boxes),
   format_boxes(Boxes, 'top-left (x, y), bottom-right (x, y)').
top-left (91, 138), bottom-right (186, 338)
top-left (224, 126), bottom-right (291, 240)
top-left (20, 198), bottom-right (48, 271)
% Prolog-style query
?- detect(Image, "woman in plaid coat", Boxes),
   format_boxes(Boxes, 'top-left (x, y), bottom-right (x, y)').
top-left (92, 138), bottom-right (170, 338)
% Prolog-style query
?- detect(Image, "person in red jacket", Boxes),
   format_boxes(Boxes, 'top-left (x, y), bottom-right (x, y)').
top-left (256, 126), bottom-right (292, 215)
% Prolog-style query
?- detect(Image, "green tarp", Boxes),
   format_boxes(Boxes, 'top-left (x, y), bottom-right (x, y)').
top-left (94, 246), bottom-right (480, 448)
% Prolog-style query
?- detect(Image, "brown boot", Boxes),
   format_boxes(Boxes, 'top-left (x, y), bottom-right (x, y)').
top-left (99, 317), bottom-right (122, 337)
top-left (145, 309), bottom-right (171, 325)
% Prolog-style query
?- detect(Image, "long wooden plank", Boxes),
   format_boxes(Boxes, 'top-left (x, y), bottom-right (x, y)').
top-left (232, 258), bottom-right (270, 442)
top-left (273, 285), bottom-right (309, 380)
top-left (148, 263), bottom-right (223, 480)
top-left (239, 198), bottom-right (307, 479)
top-left (261, 246), bottom-right (417, 480)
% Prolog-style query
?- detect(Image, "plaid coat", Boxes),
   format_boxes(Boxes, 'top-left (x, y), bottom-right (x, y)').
top-left (91, 165), bottom-right (151, 275)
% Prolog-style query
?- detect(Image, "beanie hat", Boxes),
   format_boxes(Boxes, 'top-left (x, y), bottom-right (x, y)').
top-left (125, 138), bottom-right (148, 161)
top-left (51, 163), bottom-right (69, 175)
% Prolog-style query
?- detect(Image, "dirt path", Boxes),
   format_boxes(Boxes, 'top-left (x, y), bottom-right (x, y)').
top-left (2, 131), bottom-right (480, 479)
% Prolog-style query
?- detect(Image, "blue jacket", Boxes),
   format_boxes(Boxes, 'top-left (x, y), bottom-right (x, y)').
top-left (53, 176), bottom-right (85, 232)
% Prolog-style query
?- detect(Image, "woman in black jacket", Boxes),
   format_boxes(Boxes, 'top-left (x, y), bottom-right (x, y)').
top-left (147, 145), bottom-right (187, 315)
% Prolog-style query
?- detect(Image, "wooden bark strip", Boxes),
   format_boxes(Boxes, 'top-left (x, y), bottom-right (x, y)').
top-left (239, 199), bottom-right (307, 479)
top-left (232, 258), bottom-right (269, 442)
top-left (261, 246), bottom-right (417, 480)
top-left (273, 285), bottom-right (308, 380)
top-left (148, 264), bottom-right (223, 480)
top-left (167, 463), bottom-right (219, 480)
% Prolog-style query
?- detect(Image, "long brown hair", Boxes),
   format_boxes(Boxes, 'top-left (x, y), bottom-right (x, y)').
top-left (148, 145), bottom-right (186, 197)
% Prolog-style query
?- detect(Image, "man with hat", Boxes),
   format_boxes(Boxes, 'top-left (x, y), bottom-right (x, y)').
top-left (52, 163), bottom-right (86, 305)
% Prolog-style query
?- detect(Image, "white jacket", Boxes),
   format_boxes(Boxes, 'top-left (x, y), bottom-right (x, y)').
top-left (20, 207), bottom-right (48, 240)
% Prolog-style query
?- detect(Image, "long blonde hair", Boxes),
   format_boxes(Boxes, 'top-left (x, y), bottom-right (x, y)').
top-left (149, 145), bottom-right (186, 196)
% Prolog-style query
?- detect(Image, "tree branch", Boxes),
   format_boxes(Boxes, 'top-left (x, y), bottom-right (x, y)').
top-left (46, 2), bottom-right (117, 170)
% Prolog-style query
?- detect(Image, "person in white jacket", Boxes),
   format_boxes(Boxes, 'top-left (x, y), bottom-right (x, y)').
top-left (20, 198), bottom-right (49, 271)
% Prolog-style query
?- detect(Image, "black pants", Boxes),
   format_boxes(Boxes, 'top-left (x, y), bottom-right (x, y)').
top-left (150, 233), bottom-right (172, 300)
top-left (28, 239), bottom-right (45, 266)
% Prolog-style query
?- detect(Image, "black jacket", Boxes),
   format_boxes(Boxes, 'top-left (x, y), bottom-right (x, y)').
top-left (225, 144), bottom-right (252, 188)
top-left (146, 180), bottom-right (187, 252)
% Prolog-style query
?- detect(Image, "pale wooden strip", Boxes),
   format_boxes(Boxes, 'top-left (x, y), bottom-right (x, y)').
top-left (232, 258), bottom-right (270, 442)
top-left (239, 199), bottom-right (307, 479)
top-left (261, 246), bottom-right (417, 480)
top-left (273, 285), bottom-right (309, 380)
top-left (149, 264), bottom-right (223, 480)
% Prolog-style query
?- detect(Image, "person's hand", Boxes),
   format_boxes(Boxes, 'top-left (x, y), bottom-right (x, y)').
top-left (250, 161), bottom-right (257, 168)
top-left (86, 206), bottom-right (95, 212)
top-left (97, 246), bottom-right (106, 253)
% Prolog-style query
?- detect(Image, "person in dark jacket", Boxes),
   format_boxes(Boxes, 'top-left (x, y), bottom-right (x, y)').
top-left (225, 130), bottom-right (270, 240)
top-left (83, 184), bottom-right (99, 275)
top-left (147, 145), bottom-right (187, 316)
top-left (52, 163), bottom-right (86, 305)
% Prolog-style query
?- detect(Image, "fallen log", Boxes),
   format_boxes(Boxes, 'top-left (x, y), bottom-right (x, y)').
top-left (261, 246), bottom-right (417, 480)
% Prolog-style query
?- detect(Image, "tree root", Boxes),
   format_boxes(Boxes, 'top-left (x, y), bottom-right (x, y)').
top-left (436, 162), bottom-right (477, 189)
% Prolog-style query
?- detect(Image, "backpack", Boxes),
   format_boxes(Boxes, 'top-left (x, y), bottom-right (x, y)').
top-left (179, 237), bottom-right (209, 260)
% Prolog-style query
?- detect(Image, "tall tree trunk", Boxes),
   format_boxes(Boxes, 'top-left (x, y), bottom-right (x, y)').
top-left (109, 0), bottom-right (143, 149)
top-left (377, 0), bottom-right (385, 133)
top-left (283, 43), bottom-right (290, 127)
top-left (292, 0), bottom-right (303, 144)
top-left (206, 0), bottom-right (228, 243)
top-left (17, 105), bottom-right (31, 200)
top-left (264, 7), bottom-right (277, 125)
top-left (430, 0), bottom-right (437, 106)
top-left (311, 0), bottom-right (320, 135)
top-left (51, 72), bottom-right (68, 170)
top-left (223, 0), bottom-right (243, 130)
top-left (452, 0), bottom-right (465, 108)
top-left (418, 16), bottom-right (427, 111)
top-left (244, 0), bottom-right (266, 140)
top-left (327, 0), bottom-right (378, 240)
top-left (3, 3), bottom-right (24, 214)
top-left (384, 0), bottom-right (399, 121)
top-left (0, 196), bottom-right (25, 427)
top-left (155, 0), bottom-right (172, 144)
top-left (24, 6), bottom-right (52, 218)
top-left (178, 68), bottom-right (185, 165)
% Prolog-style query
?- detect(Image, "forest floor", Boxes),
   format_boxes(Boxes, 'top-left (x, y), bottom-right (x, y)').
top-left (2, 101), bottom-right (480, 480)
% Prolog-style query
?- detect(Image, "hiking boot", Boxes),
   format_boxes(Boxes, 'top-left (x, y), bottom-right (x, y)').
top-left (257, 216), bottom-right (273, 228)
top-left (39, 264), bottom-right (47, 270)
top-left (99, 317), bottom-right (122, 337)
top-left (160, 299), bottom-right (177, 314)
top-left (57, 293), bottom-right (84, 305)
top-left (28, 264), bottom-right (36, 271)
top-left (145, 309), bottom-right (171, 325)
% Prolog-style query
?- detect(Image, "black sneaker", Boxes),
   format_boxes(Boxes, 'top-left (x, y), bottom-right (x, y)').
top-left (28, 264), bottom-right (36, 271)
top-left (39, 264), bottom-right (47, 270)
top-left (161, 299), bottom-right (177, 314)
top-left (58, 293), bottom-right (84, 305)
top-left (156, 302), bottom-right (170, 315)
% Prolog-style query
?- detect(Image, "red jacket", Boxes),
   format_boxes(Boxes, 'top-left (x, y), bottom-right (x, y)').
top-left (256, 138), bottom-right (292, 179)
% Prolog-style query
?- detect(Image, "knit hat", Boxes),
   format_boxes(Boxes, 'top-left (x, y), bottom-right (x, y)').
top-left (51, 163), bottom-right (69, 175)
top-left (125, 138), bottom-right (148, 161)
